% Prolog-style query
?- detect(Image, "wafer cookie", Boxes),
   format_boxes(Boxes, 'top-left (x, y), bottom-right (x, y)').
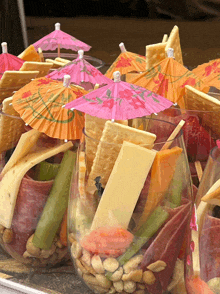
top-left (165, 25), bottom-right (183, 64)
top-left (85, 114), bottom-right (128, 174)
top-left (87, 121), bottom-right (156, 190)
top-left (19, 61), bottom-right (53, 78)
top-left (0, 97), bottom-right (25, 153)
top-left (145, 42), bottom-right (167, 70)
top-left (0, 71), bottom-right (39, 103)
top-left (184, 85), bottom-right (220, 137)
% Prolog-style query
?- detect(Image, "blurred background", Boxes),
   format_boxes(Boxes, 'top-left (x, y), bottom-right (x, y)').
top-left (1, 0), bottom-right (220, 68)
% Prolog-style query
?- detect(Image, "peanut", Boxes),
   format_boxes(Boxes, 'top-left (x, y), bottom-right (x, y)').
top-left (81, 248), bottom-right (91, 266)
top-left (3, 229), bottom-right (13, 244)
top-left (103, 258), bottom-right (119, 272)
top-left (71, 241), bottom-right (82, 259)
top-left (40, 244), bottom-right (56, 258)
top-left (142, 271), bottom-right (156, 285)
top-left (91, 254), bottom-right (105, 274)
top-left (26, 234), bottom-right (41, 257)
top-left (87, 282), bottom-right (109, 293)
top-left (113, 280), bottom-right (124, 293)
top-left (123, 280), bottom-right (136, 293)
top-left (123, 255), bottom-right (143, 273)
top-left (96, 274), bottom-right (113, 289)
top-left (122, 269), bottom-right (143, 282)
top-left (68, 233), bottom-right (76, 244)
top-left (80, 259), bottom-right (97, 275)
top-left (0, 225), bottom-right (5, 234)
top-left (76, 259), bottom-right (89, 274)
top-left (147, 260), bottom-right (167, 272)
top-left (110, 266), bottom-right (124, 282)
top-left (108, 286), bottom-right (116, 293)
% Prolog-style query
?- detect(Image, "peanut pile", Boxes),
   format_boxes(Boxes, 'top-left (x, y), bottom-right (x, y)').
top-left (70, 234), bottom-right (168, 294)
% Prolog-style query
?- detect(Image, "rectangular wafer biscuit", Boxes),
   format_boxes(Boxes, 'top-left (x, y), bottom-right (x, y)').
top-left (86, 121), bottom-right (156, 190)
top-left (145, 42), bottom-right (167, 70)
top-left (85, 114), bottom-right (128, 174)
top-left (184, 85), bottom-right (220, 137)
top-left (165, 25), bottom-right (183, 64)
top-left (0, 71), bottom-right (39, 103)
top-left (0, 97), bottom-right (25, 153)
top-left (19, 61), bottom-right (53, 78)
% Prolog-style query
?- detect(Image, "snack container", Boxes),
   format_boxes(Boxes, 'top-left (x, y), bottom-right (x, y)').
top-left (0, 106), bottom-right (77, 267)
top-left (185, 146), bottom-right (220, 293)
top-left (68, 118), bottom-right (193, 294)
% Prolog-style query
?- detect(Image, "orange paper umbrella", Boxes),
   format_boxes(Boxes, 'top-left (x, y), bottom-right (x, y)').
top-left (12, 75), bottom-right (88, 140)
top-left (192, 59), bottom-right (220, 89)
top-left (105, 42), bottom-right (146, 79)
top-left (129, 49), bottom-right (209, 108)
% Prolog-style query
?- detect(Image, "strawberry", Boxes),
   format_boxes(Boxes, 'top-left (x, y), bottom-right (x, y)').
top-left (174, 114), bottom-right (215, 162)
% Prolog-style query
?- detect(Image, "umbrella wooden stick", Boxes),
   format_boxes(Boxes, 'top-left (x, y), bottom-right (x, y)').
top-left (58, 43), bottom-right (61, 58)
top-left (161, 119), bottom-right (185, 150)
top-left (38, 48), bottom-right (44, 62)
top-left (195, 161), bottom-right (203, 182)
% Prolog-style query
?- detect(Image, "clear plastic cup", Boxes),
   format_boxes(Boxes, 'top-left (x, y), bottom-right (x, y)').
top-left (0, 107), bottom-right (76, 268)
top-left (68, 118), bottom-right (193, 294)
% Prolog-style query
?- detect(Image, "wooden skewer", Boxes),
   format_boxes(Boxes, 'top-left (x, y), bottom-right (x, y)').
top-left (194, 161), bottom-right (203, 182)
top-left (58, 43), bottom-right (61, 58)
top-left (37, 48), bottom-right (44, 62)
top-left (161, 120), bottom-right (185, 150)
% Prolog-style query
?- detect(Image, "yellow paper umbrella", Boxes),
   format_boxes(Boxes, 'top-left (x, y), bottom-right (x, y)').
top-left (129, 49), bottom-right (209, 108)
top-left (12, 75), bottom-right (88, 140)
top-left (105, 42), bottom-right (146, 79)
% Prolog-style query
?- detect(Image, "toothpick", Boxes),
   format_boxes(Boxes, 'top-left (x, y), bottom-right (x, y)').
top-left (195, 161), bottom-right (203, 182)
top-left (161, 120), bottom-right (185, 150)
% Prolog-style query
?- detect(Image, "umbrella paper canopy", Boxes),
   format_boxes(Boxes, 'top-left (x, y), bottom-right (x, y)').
top-left (105, 43), bottom-right (146, 79)
top-left (32, 23), bottom-right (91, 53)
top-left (47, 50), bottom-right (113, 90)
top-left (192, 59), bottom-right (220, 89)
top-left (0, 42), bottom-right (24, 79)
top-left (12, 75), bottom-right (88, 140)
top-left (64, 71), bottom-right (173, 120)
top-left (129, 49), bottom-right (210, 108)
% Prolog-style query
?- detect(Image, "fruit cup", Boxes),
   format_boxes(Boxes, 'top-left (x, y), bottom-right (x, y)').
top-left (0, 104), bottom-right (77, 268)
top-left (68, 118), bottom-right (193, 294)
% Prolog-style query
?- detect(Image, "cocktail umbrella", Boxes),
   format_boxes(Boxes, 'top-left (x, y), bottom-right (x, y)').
top-left (129, 48), bottom-right (210, 108)
top-left (12, 75), bottom-right (88, 140)
top-left (192, 59), bottom-right (220, 89)
top-left (0, 42), bottom-right (24, 79)
top-left (47, 50), bottom-right (113, 91)
top-left (105, 43), bottom-right (146, 79)
top-left (32, 23), bottom-right (91, 57)
top-left (64, 71), bottom-right (173, 120)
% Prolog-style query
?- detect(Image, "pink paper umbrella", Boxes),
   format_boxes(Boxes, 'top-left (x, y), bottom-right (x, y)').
top-left (0, 42), bottom-right (24, 79)
top-left (47, 50), bottom-right (113, 91)
top-left (32, 23), bottom-right (91, 57)
top-left (64, 71), bottom-right (173, 120)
